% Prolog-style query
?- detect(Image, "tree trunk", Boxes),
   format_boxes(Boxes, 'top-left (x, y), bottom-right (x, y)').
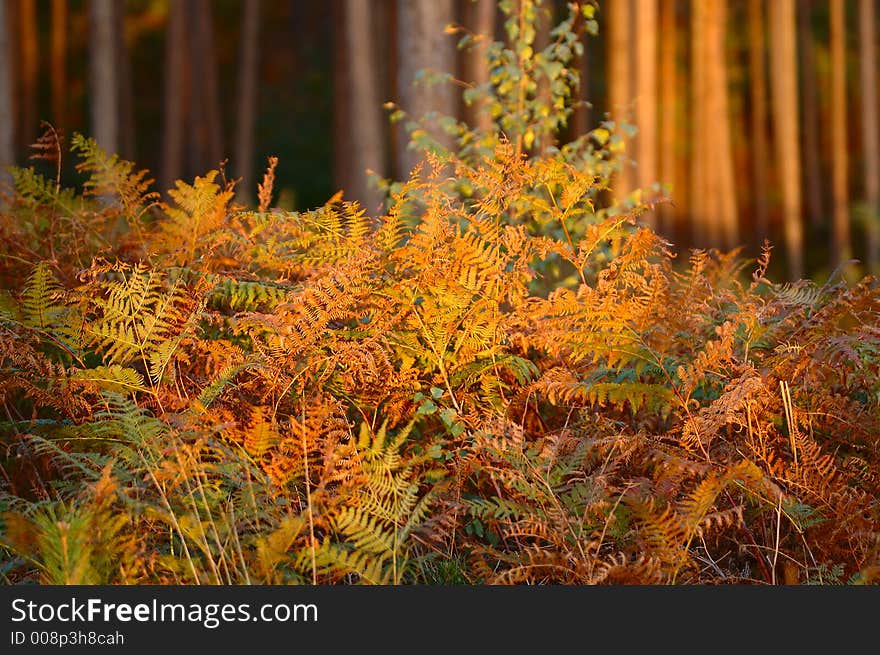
top-left (17, 0), bottom-right (38, 147)
top-left (607, 0), bottom-right (633, 202)
top-left (189, 0), bottom-right (224, 173)
top-left (160, 0), bottom-right (188, 192)
top-left (705, 0), bottom-right (738, 249)
top-left (396, 0), bottom-right (456, 177)
top-left (463, 0), bottom-right (496, 134)
top-left (658, 0), bottom-right (679, 239)
top-left (115, 2), bottom-right (136, 161)
top-left (0, 0), bottom-right (14, 193)
top-left (235, 0), bottom-right (261, 205)
top-left (798, 0), bottom-right (824, 230)
top-left (570, 7), bottom-right (590, 139)
top-left (859, 0), bottom-right (878, 271)
top-left (535, 1), bottom-right (554, 154)
top-left (334, 0), bottom-right (386, 214)
top-left (829, 0), bottom-right (851, 268)
top-left (769, 0), bottom-right (804, 279)
top-left (690, 0), bottom-right (708, 245)
top-left (50, 0), bottom-right (68, 131)
top-left (747, 0), bottom-right (769, 243)
top-left (89, 0), bottom-right (118, 155)
top-left (634, 0), bottom-right (658, 229)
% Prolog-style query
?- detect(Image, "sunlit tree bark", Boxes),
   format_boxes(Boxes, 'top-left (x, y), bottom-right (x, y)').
top-left (570, 6), bottom-right (591, 139)
top-left (658, 0), bottom-right (680, 238)
top-left (859, 0), bottom-right (879, 271)
top-left (535, 1), bottom-right (554, 154)
top-left (747, 0), bottom-right (769, 242)
top-left (462, 0), bottom-right (497, 134)
top-left (396, 0), bottom-right (456, 177)
top-left (829, 0), bottom-right (851, 268)
top-left (706, 0), bottom-right (738, 249)
top-left (607, 0), bottom-right (633, 201)
top-left (690, 0), bottom-right (708, 245)
top-left (634, 0), bottom-right (657, 229)
top-left (769, 0), bottom-right (803, 279)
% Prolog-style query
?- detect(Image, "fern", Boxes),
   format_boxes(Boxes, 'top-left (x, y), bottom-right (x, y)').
top-left (155, 170), bottom-right (235, 265)
top-left (70, 133), bottom-right (158, 220)
top-left (84, 264), bottom-right (198, 387)
top-left (21, 261), bottom-right (67, 331)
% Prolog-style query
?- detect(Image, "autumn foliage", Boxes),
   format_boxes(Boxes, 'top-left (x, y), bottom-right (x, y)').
top-left (1, 2), bottom-right (878, 585)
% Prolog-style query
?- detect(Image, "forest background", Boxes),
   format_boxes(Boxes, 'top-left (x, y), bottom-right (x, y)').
top-left (0, 0), bottom-right (878, 282)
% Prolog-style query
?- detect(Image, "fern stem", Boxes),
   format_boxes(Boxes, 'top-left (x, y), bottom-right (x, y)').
top-left (140, 452), bottom-right (200, 583)
top-left (544, 182), bottom-right (587, 287)
top-left (301, 402), bottom-right (317, 585)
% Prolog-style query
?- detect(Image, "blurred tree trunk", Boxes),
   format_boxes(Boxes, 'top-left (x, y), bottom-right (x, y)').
top-left (115, 3), bottom-right (136, 161)
top-left (634, 0), bottom-right (657, 229)
top-left (769, 0), bottom-right (803, 279)
top-left (705, 0), bottom-right (738, 249)
top-left (859, 0), bottom-right (878, 271)
top-left (334, 0), bottom-right (385, 214)
top-left (89, 0), bottom-right (118, 155)
top-left (189, 0), bottom-right (224, 173)
top-left (658, 0), bottom-right (679, 239)
top-left (747, 0), bottom-right (769, 243)
top-left (396, 0), bottom-right (456, 177)
top-left (50, 0), bottom-right (68, 131)
top-left (829, 0), bottom-right (851, 268)
top-left (0, 0), bottom-right (14, 192)
top-left (462, 0), bottom-right (496, 134)
top-left (535, 1), bottom-right (553, 154)
top-left (160, 0), bottom-right (188, 192)
top-left (607, 0), bottom-right (633, 202)
top-left (17, 0), bottom-right (37, 148)
top-left (570, 7), bottom-right (590, 139)
top-left (798, 0), bottom-right (824, 230)
top-left (235, 0), bottom-right (261, 205)
top-left (690, 0), bottom-right (708, 245)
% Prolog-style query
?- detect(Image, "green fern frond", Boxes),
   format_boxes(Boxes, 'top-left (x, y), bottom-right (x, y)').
top-left (21, 261), bottom-right (67, 331)
top-left (68, 365), bottom-right (146, 394)
top-left (10, 166), bottom-right (82, 214)
top-left (86, 266), bottom-right (196, 379)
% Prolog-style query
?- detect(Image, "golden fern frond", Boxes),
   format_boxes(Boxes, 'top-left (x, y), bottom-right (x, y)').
top-left (156, 170), bottom-right (235, 264)
top-left (253, 516), bottom-right (307, 583)
top-left (627, 498), bottom-right (688, 573)
top-left (242, 406), bottom-right (282, 457)
top-left (71, 133), bottom-right (158, 218)
top-left (257, 156), bottom-right (278, 212)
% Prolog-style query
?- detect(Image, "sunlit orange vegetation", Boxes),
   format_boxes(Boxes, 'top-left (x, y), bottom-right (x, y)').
top-left (0, 122), bottom-right (876, 586)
